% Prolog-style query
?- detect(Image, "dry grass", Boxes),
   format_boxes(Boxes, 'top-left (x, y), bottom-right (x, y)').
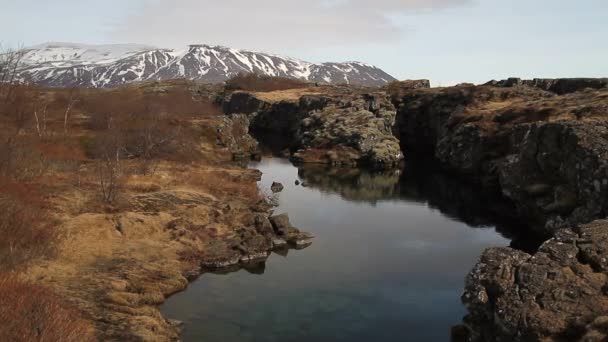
top-left (249, 88), bottom-right (323, 103)
top-left (0, 78), bottom-right (270, 340)
top-left (184, 169), bottom-right (262, 205)
top-left (0, 274), bottom-right (96, 342)
top-left (225, 73), bottom-right (310, 92)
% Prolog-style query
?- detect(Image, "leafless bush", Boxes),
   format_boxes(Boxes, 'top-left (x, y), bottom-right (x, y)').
top-left (0, 179), bottom-right (57, 269)
top-left (93, 133), bottom-right (125, 204)
top-left (0, 46), bottom-right (24, 101)
top-left (0, 134), bottom-right (48, 182)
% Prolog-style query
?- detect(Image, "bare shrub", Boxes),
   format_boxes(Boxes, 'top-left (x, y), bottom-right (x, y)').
top-left (225, 73), bottom-right (309, 92)
top-left (0, 178), bottom-right (58, 269)
top-left (92, 133), bottom-right (125, 204)
top-left (0, 134), bottom-right (48, 182)
top-left (0, 46), bottom-right (24, 101)
top-left (0, 275), bottom-right (96, 342)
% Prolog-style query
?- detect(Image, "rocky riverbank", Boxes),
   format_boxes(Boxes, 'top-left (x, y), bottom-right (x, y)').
top-left (3, 81), bottom-right (314, 341)
top-left (389, 79), bottom-right (608, 340)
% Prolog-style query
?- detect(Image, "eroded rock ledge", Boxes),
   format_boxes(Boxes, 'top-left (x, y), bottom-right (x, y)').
top-left (462, 220), bottom-right (608, 341)
top-left (389, 80), bottom-right (608, 340)
top-left (391, 84), bottom-right (608, 233)
top-left (223, 86), bottom-right (404, 169)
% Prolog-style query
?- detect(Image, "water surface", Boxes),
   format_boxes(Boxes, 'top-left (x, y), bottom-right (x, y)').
top-left (162, 158), bottom-right (517, 341)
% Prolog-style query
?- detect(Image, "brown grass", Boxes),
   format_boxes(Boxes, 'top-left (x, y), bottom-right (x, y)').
top-left (249, 88), bottom-right (323, 103)
top-left (0, 274), bottom-right (96, 342)
top-left (185, 169), bottom-right (262, 205)
top-left (226, 73), bottom-right (310, 92)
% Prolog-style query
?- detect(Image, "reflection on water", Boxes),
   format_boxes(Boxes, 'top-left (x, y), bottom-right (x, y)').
top-left (161, 158), bottom-right (527, 342)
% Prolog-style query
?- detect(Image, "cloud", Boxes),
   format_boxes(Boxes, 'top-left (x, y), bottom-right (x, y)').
top-left (111, 0), bottom-right (469, 52)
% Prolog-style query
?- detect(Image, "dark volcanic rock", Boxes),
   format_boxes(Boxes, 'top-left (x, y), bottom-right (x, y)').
top-left (462, 220), bottom-right (608, 342)
top-left (214, 113), bottom-right (260, 160)
top-left (485, 78), bottom-right (608, 95)
top-left (224, 87), bottom-right (403, 169)
top-left (499, 121), bottom-right (608, 232)
top-left (271, 182), bottom-right (284, 193)
top-left (392, 85), bottom-right (608, 231)
top-left (390, 81), bottom-right (608, 341)
top-left (269, 214), bottom-right (314, 247)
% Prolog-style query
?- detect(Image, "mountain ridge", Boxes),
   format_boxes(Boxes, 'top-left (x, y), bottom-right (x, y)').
top-left (17, 42), bottom-right (396, 88)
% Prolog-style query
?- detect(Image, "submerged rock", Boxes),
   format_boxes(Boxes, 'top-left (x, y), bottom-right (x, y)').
top-left (271, 182), bottom-right (284, 193)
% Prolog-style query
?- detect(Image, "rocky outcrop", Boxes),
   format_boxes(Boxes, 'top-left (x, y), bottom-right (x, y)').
top-left (224, 87), bottom-right (403, 169)
top-left (392, 85), bottom-right (608, 231)
top-left (485, 78), bottom-right (608, 95)
top-left (393, 84), bottom-right (608, 339)
top-left (269, 214), bottom-right (314, 249)
top-left (461, 220), bottom-right (608, 342)
top-left (499, 121), bottom-right (608, 233)
top-left (214, 113), bottom-right (261, 161)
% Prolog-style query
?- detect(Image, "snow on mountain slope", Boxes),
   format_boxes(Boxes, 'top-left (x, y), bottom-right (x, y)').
top-left (21, 43), bottom-right (158, 67)
top-left (17, 43), bottom-right (396, 88)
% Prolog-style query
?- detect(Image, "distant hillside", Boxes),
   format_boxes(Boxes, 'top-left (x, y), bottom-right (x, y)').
top-left (17, 43), bottom-right (396, 88)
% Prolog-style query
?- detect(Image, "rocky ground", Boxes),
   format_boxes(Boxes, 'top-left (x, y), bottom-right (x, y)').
top-left (0, 80), bottom-right (313, 341)
top-left (389, 78), bottom-right (608, 341)
top-left (26, 132), bottom-right (313, 341)
top-left (223, 86), bottom-right (404, 169)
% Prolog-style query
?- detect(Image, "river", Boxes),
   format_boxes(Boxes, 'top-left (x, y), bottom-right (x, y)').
top-left (161, 157), bottom-right (526, 341)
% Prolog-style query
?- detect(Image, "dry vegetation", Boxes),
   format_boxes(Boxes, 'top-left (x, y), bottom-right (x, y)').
top-left (225, 72), bottom-right (310, 92)
top-left (0, 275), bottom-right (95, 342)
top-left (0, 49), bottom-right (266, 340)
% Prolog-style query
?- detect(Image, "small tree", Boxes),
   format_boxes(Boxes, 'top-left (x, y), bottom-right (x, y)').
top-left (93, 132), bottom-right (125, 204)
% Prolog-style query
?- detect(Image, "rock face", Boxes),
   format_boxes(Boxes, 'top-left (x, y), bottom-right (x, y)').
top-left (462, 220), bottom-right (608, 341)
top-left (391, 82), bottom-right (608, 341)
top-left (392, 84), bottom-right (608, 231)
top-left (224, 87), bottom-right (403, 169)
top-left (485, 78), bottom-right (608, 95)
top-left (214, 113), bottom-right (260, 160)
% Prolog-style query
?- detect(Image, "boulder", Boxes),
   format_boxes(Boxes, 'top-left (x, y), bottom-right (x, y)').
top-left (462, 220), bottom-right (608, 341)
top-left (271, 182), bottom-right (284, 193)
top-left (269, 214), bottom-right (314, 246)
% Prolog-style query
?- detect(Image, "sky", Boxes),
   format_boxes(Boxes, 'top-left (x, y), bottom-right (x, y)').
top-left (1, 0), bottom-right (607, 85)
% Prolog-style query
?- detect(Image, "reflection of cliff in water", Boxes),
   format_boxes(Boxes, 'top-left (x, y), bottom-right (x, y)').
top-left (297, 165), bottom-right (403, 204)
top-left (297, 161), bottom-right (546, 252)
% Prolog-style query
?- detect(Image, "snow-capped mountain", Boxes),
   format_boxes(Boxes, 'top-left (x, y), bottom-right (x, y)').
top-left (17, 43), bottom-right (396, 88)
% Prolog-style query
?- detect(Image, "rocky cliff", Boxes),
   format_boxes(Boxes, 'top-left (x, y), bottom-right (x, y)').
top-left (223, 86), bottom-right (404, 169)
top-left (389, 80), bottom-right (608, 341)
top-left (391, 84), bottom-right (608, 233)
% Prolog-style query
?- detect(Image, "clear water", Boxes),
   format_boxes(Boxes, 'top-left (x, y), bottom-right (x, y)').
top-left (161, 158), bottom-right (515, 342)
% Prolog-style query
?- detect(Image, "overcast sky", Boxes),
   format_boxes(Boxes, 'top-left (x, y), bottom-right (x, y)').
top-left (1, 0), bottom-right (607, 85)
